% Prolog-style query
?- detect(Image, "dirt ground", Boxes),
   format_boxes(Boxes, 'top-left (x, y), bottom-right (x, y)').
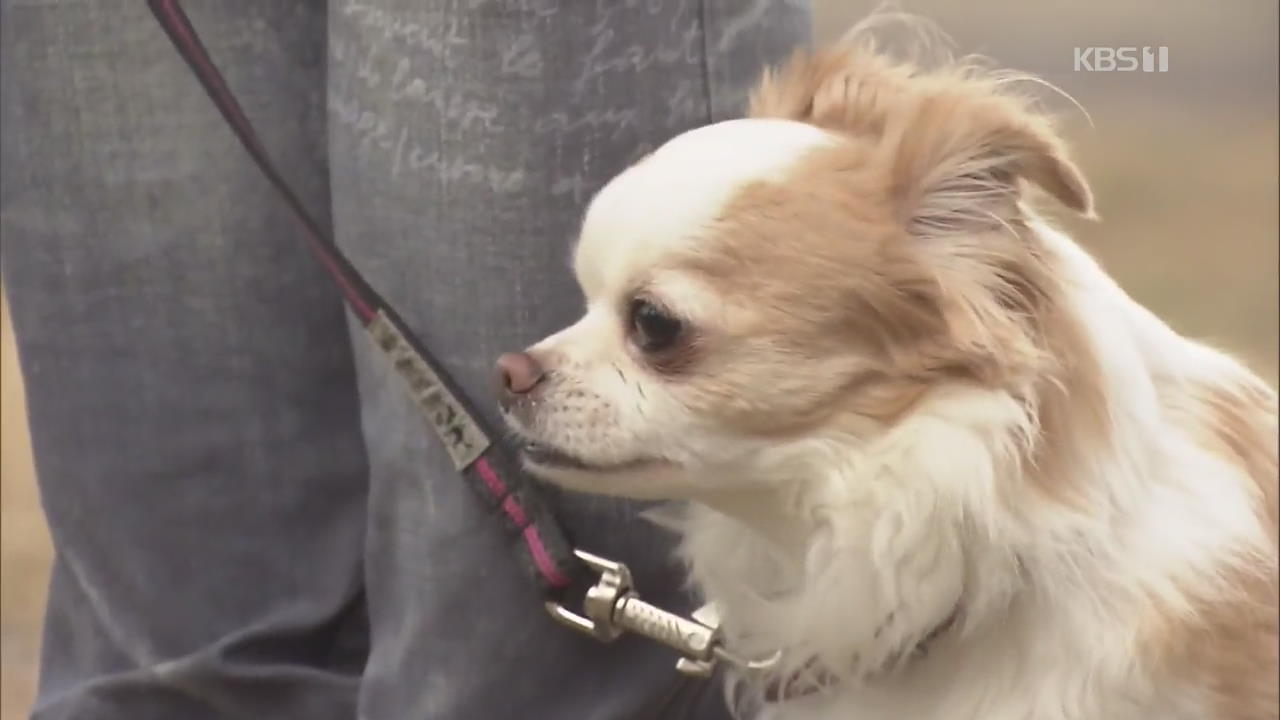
top-left (2, 4), bottom-right (1276, 718)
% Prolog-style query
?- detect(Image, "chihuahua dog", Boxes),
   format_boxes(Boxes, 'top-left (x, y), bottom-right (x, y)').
top-left (497, 17), bottom-right (1277, 720)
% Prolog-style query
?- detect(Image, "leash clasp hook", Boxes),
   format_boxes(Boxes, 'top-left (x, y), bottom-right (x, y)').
top-left (546, 549), bottom-right (781, 677)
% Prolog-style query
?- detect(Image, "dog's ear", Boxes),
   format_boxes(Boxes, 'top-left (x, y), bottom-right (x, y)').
top-left (751, 46), bottom-right (904, 141)
top-left (751, 45), bottom-right (1094, 237)
top-left (888, 90), bottom-right (1094, 238)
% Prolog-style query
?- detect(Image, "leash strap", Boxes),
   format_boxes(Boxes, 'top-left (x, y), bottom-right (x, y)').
top-left (147, 1), bottom-right (787, 680)
top-left (146, 0), bottom-right (584, 594)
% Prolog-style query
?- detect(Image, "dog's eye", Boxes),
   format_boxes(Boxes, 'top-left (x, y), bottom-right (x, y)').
top-left (628, 298), bottom-right (683, 353)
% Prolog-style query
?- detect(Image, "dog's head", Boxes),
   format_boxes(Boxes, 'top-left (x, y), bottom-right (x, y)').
top-left (498, 36), bottom-right (1094, 500)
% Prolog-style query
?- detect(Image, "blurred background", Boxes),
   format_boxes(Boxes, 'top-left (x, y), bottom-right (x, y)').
top-left (2, 2), bottom-right (1276, 717)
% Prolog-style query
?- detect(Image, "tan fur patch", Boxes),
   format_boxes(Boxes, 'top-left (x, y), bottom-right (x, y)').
top-left (1146, 554), bottom-right (1279, 720)
top-left (1197, 376), bottom-right (1280, 539)
top-left (1144, 373), bottom-right (1279, 719)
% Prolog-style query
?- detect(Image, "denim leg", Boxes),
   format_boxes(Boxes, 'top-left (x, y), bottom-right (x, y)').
top-left (1, 3), bottom-right (369, 719)
top-left (325, 2), bottom-right (810, 718)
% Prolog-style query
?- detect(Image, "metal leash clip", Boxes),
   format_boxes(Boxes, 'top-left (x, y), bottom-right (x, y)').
top-left (547, 549), bottom-right (782, 677)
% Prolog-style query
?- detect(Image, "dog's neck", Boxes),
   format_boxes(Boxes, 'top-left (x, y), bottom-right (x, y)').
top-left (678, 377), bottom-right (1268, 713)
top-left (682, 441), bottom-right (978, 693)
top-left (680, 466), bottom-right (967, 696)
top-left (674, 376), bottom-right (1167, 701)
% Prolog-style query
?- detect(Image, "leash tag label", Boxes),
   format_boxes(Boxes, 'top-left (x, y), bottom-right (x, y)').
top-left (369, 312), bottom-right (490, 470)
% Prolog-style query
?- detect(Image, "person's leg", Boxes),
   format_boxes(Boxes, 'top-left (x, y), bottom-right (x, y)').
top-left (326, 2), bottom-right (810, 718)
top-left (1, 4), bottom-right (369, 719)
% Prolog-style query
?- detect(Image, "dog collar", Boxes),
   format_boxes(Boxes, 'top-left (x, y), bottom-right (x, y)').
top-left (762, 608), bottom-right (960, 702)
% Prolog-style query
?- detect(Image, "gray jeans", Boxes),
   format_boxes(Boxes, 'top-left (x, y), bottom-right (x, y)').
top-left (0, 2), bottom-right (809, 719)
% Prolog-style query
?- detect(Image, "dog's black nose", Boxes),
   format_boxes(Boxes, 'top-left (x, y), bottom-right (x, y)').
top-left (496, 351), bottom-right (545, 396)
